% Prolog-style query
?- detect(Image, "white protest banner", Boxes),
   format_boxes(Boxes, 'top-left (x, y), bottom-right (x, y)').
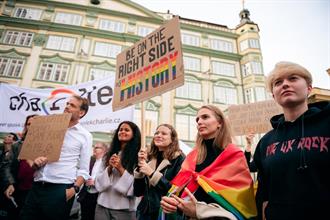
top-left (228, 100), bottom-right (283, 136)
top-left (0, 75), bottom-right (133, 133)
top-left (113, 16), bottom-right (184, 111)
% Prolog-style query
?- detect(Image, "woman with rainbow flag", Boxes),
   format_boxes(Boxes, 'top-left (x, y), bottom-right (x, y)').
top-left (160, 105), bottom-right (257, 219)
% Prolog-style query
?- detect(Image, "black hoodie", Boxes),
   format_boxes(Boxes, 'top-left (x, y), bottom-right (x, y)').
top-left (253, 101), bottom-right (330, 220)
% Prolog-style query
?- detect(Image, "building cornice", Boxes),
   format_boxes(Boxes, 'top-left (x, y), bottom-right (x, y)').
top-left (14, 0), bottom-right (239, 38)
top-left (0, 48), bottom-right (31, 57)
top-left (39, 53), bottom-right (74, 62)
top-left (117, 0), bottom-right (163, 20)
top-left (174, 104), bottom-right (199, 113)
top-left (180, 23), bottom-right (238, 39)
top-left (88, 60), bottom-right (116, 68)
top-left (15, 0), bottom-right (164, 23)
top-left (0, 16), bottom-right (141, 43)
top-left (183, 45), bottom-right (242, 62)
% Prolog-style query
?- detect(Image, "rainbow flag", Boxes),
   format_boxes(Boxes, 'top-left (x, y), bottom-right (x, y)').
top-left (159, 144), bottom-right (257, 220)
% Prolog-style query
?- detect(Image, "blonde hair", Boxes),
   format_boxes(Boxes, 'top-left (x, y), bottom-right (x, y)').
top-left (195, 105), bottom-right (232, 164)
top-left (266, 61), bottom-right (313, 92)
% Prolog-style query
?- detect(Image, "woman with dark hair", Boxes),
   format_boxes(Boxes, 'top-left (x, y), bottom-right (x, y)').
top-left (95, 121), bottom-right (141, 220)
top-left (1, 114), bottom-right (38, 220)
top-left (160, 105), bottom-right (257, 219)
top-left (134, 124), bottom-right (185, 220)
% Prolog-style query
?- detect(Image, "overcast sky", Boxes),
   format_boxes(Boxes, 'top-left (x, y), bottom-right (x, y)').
top-left (132, 0), bottom-right (330, 89)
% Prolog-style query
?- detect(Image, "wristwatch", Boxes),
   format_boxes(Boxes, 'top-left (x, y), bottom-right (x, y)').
top-left (73, 185), bottom-right (80, 194)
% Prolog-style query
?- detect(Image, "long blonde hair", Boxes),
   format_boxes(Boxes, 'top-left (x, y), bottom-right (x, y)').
top-left (195, 105), bottom-right (232, 164)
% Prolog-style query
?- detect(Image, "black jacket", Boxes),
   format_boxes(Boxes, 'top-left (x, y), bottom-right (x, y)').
top-left (134, 152), bottom-right (185, 219)
top-left (254, 101), bottom-right (330, 220)
top-left (0, 141), bottom-right (22, 191)
top-left (244, 151), bottom-right (257, 172)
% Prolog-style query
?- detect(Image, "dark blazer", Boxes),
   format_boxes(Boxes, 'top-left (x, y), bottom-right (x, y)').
top-left (77, 156), bottom-right (96, 202)
top-left (0, 141), bottom-right (22, 191)
top-left (134, 152), bottom-right (185, 218)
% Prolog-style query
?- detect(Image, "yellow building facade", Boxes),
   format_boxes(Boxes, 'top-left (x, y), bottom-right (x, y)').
top-left (309, 87), bottom-right (330, 104)
top-left (0, 0), bottom-right (267, 146)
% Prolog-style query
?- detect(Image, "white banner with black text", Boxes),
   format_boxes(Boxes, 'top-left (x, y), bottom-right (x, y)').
top-left (0, 76), bottom-right (134, 133)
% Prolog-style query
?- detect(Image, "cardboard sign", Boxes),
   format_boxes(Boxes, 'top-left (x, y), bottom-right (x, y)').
top-left (228, 100), bottom-right (283, 135)
top-left (113, 17), bottom-right (184, 111)
top-left (18, 113), bottom-right (71, 162)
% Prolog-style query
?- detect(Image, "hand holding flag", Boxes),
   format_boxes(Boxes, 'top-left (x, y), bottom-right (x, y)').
top-left (171, 188), bottom-right (197, 218)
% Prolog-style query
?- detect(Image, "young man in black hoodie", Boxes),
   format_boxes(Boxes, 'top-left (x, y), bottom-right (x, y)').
top-left (253, 61), bottom-right (329, 220)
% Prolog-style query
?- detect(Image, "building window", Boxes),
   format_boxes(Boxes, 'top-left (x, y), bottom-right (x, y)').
top-left (37, 63), bottom-right (69, 82)
top-left (176, 76), bottom-right (202, 100)
top-left (0, 57), bottom-right (24, 78)
top-left (181, 33), bottom-right (200, 46)
top-left (79, 38), bottom-right (90, 55)
top-left (99, 19), bottom-right (125, 33)
top-left (175, 114), bottom-right (197, 141)
top-left (242, 61), bottom-right (263, 76)
top-left (94, 42), bottom-right (122, 58)
top-left (54, 12), bottom-right (82, 26)
top-left (240, 39), bottom-right (260, 51)
top-left (250, 61), bottom-right (263, 74)
top-left (245, 88), bottom-right (254, 103)
top-left (210, 38), bottom-right (233, 53)
top-left (74, 64), bottom-right (85, 83)
top-left (3, 31), bottom-right (34, 47)
top-left (134, 109), bottom-right (159, 136)
top-left (255, 87), bottom-right (266, 101)
top-left (241, 63), bottom-right (249, 77)
top-left (249, 39), bottom-right (260, 48)
top-left (214, 83), bottom-right (237, 104)
top-left (240, 39), bottom-right (249, 51)
top-left (90, 68), bottom-right (115, 80)
top-left (211, 61), bottom-right (235, 77)
top-left (46, 36), bottom-right (76, 52)
top-left (183, 56), bottom-right (201, 71)
top-left (134, 102), bottom-right (159, 136)
top-left (137, 26), bottom-right (155, 37)
top-left (14, 7), bottom-right (42, 20)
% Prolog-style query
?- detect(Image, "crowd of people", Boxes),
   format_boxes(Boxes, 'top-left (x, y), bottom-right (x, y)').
top-left (0, 61), bottom-right (329, 220)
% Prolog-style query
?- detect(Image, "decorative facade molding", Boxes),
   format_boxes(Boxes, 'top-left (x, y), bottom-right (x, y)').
top-left (175, 104), bottom-right (198, 115)
top-left (43, 5), bottom-right (55, 21)
top-left (33, 33), bottom-right (47, 46)
top-left (39, 53), bottom-right (74, 63)
top-left (86, 11), bottom-right (97, 27)
top-left (0, 48), bottom-right (30, 58)
top-left (3, 0), bottom-right (15, 16)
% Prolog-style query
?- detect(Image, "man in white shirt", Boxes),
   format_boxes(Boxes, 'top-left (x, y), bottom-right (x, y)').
top-left (20, 95), bottom-right (92, 220)
top-left (78, 142), bottom-right (107, 220)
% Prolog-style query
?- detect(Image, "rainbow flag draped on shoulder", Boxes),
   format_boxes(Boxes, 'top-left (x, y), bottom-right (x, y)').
top-left (159, 144), bottom-right (257, 220)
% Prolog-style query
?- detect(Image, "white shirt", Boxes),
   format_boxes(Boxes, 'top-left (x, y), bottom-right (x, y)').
top-left (91, 158), bottom-right (103, 179)
top-left (95, 168), bottom-right (136, 211)
top-left (34, 123), bottom-right (92, 184)
top-left (88, 158), bottom-right (104, 193)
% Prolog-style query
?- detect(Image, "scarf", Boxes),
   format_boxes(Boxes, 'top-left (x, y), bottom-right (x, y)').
top-left (160, 144), bottom-right (257, 220)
